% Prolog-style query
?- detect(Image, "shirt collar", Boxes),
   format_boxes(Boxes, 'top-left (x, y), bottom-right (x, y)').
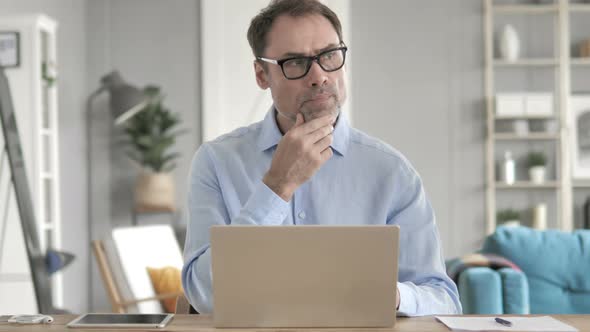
top-left (257, 106), bottom-right (350, 156)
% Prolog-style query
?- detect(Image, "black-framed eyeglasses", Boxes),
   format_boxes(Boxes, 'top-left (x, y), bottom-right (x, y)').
top-left (257, 45), bottom-right (348, 80)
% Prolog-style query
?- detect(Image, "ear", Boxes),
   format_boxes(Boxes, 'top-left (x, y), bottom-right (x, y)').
top-left (254, 61), bottom-right (270, 89)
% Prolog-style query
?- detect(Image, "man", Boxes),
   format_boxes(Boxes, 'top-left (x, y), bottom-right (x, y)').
top-left (182, 0), bottom-right (461, 316)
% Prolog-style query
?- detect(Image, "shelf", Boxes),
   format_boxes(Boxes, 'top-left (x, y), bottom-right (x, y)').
top-left (495, 181), bottom-right (560, 189)
top-left (494, 133), bottom-right (559, 140)
top-left (495, 115), bottom-right (555, 120)
top-left (571, 58), bottom-right (590, 66)
top-left (494, 59), bottom-right (557, 67)
top-left (570, 4), bottom-right (590, 13)
top-left (493, 4), bottom-right (558, 14)
top-left (573, 181), bottom-right (590, 188)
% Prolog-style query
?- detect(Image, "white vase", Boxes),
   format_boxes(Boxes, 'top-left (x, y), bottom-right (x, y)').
top-left (529, 166), bottom-right (546, 184)
top-left (499, 24), bottom-right (520, 62)
top-left (513, 119), bottom-right (529, 136)
top-left (532, 204), bottom-right (547, 230)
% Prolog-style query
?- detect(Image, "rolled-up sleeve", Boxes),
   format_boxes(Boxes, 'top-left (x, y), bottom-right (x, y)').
top-left (181, 144), bottom-right (290, 313)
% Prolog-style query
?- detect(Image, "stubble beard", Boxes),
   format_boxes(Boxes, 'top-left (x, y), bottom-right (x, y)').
top-left (300, 101), bottom-right (341, 122)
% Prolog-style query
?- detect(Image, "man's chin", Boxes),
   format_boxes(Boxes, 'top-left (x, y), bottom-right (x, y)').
top-left (301, 108), bottom-right (339, 122)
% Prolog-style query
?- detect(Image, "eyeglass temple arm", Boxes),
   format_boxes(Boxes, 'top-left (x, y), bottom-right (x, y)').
top-left (257, 57), bottom-right (279, 65)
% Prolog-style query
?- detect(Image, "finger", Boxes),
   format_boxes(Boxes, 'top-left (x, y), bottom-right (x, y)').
top-left (286, 113), bottom-right (305, 135)
top-left (314, 133), bottom-right (333, 152)
top-left (294, 113), bottom-right (304, 127)
top-left (319, 146), bottom-right (333, 163)
top-left (296, 114), bottom-right (335, 134)
top-left (309, 125), bottom-right (334, 145)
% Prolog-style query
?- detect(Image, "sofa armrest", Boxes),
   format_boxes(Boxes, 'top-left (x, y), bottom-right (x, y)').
top-left (458, 267), bottom-right (502, 314)
top-left (497, 267), bottom-right (529, 314)
top-left (457, 267), bottom-right (529, 314)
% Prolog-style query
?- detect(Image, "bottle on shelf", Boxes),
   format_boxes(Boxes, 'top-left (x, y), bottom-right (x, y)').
top-left (501, 151), bottom-right (516, 185)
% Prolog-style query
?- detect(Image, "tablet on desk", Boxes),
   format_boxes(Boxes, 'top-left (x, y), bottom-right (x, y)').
top-left (67, 313), bottom-right (174, 328)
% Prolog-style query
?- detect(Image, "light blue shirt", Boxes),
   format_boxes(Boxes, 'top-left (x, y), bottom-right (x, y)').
top-left (182, 108), bottom-right (462, 316)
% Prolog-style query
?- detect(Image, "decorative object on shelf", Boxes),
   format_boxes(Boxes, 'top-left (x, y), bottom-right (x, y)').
top-left (530, 119), bottom-right (558, 134)
top-left (532, 203), bottom-right (547, 230)
top-left (122, 85), bottom-right (185, 213)
top-left (525, 93), bottom-right (553, 117)
top-left (0, 31), bottom-right (19, 68)
top-left (579, 39), bottom-right (590, 58)
top-left (501, 151), bottom-right (516, 185)
top-left (499, 24), bottom-right (520, 62)
top-left (496, 94), bottom-right (525, 117)
top-left (496, 208), bottom-right (521, 227)
top-left (41, 61), bottom-right (57, 87)
top-left (527, 151), bottom-right (547, 184)
top-left (513, 119), bottom-right (529, 136)
top-left (569, 95), bottom-right (590, 179)
top-left (495, 93), bottom-right (553, 118)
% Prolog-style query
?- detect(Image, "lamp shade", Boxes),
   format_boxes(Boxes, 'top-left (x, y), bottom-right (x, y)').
top-left (100, 71), bottom-right (150, 125)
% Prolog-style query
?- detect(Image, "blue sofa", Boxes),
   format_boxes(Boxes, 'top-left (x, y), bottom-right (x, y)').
top-left (457, 226), bottom-right (590, 314)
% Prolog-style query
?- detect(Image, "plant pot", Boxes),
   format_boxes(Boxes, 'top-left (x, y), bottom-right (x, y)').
top-left (529, 166), bottom-right (546, 184)
top-left (135, 171), bottom-right (176, 212)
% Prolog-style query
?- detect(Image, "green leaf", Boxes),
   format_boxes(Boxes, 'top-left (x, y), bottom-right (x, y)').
top-left (118, 86), bottom-right (184, 171)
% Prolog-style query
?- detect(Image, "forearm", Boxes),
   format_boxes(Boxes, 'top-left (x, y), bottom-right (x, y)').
top-left (182, 247), bottom-right (213, 313)
top-left (182, 180), bottom-right (291, 313)
top-left (231, 180), bottom-right (291, 225)
top-left (397, 280), bottom-right (462, 316)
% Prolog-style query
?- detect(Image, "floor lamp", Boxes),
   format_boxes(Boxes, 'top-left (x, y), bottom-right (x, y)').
top-left (86, 70), bottom-right (154, 310)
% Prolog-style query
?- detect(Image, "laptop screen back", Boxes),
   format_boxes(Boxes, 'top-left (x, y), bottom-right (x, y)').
top-left (211, 225), bottom-right (399, 328)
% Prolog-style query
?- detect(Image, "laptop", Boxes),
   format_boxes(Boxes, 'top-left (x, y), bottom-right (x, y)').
top-left (210, 225), bottom-right (399, 328)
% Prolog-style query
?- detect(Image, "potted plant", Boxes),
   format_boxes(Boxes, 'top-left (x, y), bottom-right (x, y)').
top-left (527, 151), bottom-right (547, 184)
top-left (496, 208), bottom-right (521, 228)
top-left (123, 85), bottom-right (184, 212)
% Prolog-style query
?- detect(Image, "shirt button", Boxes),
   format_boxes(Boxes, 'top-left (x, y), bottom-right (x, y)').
top-left (298, 211), bottom-right (306, 219)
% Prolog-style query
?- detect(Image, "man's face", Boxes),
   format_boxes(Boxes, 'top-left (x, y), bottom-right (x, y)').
top-left (255, 14), bottom-right (347, 123)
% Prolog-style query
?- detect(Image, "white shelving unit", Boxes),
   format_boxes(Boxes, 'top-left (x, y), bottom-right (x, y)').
top-left (0, 14), bottom-right (62, 309)
top-left (482, 0), bottom-right (589, 234)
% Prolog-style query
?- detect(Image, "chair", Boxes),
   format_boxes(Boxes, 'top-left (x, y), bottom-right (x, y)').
top-left (457, 226), bottom-right (590, 314)
top-left (175, 294), bottom-right (198, 314)
top-left (92, 224), bottom-right (184, 313)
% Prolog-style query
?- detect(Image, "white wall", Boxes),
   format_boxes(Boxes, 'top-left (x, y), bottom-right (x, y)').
top-left (351, 0), bottom-right (486, 257)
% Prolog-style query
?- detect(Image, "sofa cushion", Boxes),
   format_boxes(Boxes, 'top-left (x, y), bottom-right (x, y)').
top-left (482, 226), bottom-right (590, 313)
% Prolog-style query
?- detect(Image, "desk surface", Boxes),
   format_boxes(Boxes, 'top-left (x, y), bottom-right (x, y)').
top-left (0, 315), bottom-right (587, 332)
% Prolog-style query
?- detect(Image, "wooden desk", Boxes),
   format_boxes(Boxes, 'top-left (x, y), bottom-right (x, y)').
top-left (0, 315), bottom-right (587, 332)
